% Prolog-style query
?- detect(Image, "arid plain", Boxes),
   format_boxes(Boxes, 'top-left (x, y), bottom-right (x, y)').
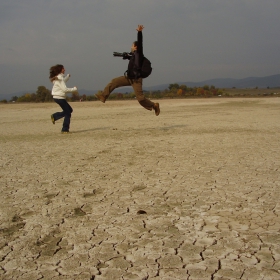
top-left (0, 98), bottom-right (280, 280)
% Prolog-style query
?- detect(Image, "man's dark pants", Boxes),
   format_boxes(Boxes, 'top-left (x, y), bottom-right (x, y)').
top-left (102, 76), bottom-right (155, 110)
top-left (53, 99), bottom-right (73, 132)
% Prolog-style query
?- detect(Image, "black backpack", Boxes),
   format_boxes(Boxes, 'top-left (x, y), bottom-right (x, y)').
top-left (126, 55), bottom-right (152, 79)
top-left (140, 57), bottom-right (152, 78)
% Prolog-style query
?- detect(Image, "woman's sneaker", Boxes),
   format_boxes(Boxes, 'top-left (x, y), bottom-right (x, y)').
top-left (51, 115), bottom-right (55, 124)
top-left (61, 131), bottom-right (71, 134)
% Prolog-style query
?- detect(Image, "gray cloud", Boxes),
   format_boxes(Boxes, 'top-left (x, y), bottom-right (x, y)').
top-left (0, 0), bottom-right (280, 97)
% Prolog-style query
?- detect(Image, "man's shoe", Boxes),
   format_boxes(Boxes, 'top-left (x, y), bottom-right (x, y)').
top-left (153, 103), bottom-right (160, 116)
top-left (51, 115), bottom-right (55, 124)
top-left (95, 93), bottom-right (106, 103)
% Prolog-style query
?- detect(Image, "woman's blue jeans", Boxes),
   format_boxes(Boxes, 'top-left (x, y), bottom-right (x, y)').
top-left (53, 99), bottom-right (73, 132)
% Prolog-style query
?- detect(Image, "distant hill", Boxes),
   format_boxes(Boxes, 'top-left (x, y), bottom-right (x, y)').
top-left (107, 74), bottom-right (280, 93)
top-left (144, 74), bottom-right (280, 92)
top-left (1, 74), bottom-right (280, 100)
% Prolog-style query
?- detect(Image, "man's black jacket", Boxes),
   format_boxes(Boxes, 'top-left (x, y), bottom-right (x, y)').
top-left (126, 31), bottom-right (144, 79)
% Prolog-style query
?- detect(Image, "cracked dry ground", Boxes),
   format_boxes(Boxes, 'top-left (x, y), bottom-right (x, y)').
top-left (0, 98), bottom-right (280, 280)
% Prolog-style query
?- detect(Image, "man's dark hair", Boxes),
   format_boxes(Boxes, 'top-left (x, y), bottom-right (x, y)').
top-left (49, 64), bottom-right (64, 81)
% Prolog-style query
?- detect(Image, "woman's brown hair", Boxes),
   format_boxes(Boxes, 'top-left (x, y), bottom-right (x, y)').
top-left (49, 64), bottom-right (64, 82)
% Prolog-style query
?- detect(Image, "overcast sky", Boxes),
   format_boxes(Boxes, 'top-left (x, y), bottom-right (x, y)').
top-left (1, 0), bottom-right (280, 97)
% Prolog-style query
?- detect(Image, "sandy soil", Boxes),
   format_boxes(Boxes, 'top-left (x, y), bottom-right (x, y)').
top-left (0, 98), bottom-right (280, 280)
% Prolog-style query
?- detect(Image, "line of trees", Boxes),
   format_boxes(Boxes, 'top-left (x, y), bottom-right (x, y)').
top-left (3, 86), bottom-right (86, 103)
top-left (1, 83), bottom-right (224, 103)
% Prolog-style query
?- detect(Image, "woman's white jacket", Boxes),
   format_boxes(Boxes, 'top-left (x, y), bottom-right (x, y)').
top-left (51, 74), bottom-right (77, 99)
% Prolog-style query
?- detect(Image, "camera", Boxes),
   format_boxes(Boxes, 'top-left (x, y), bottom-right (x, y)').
top-left (113, 52), bottom-right (132, 59)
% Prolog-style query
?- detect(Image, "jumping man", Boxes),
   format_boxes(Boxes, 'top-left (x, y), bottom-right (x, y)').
top-left (96, 25), bottom-right (160, 116)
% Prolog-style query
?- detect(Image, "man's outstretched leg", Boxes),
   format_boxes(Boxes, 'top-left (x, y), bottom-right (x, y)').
top-left (132, 78), bottom-right (160, 116)
top-left (96, 76), bottom-right (130, 103)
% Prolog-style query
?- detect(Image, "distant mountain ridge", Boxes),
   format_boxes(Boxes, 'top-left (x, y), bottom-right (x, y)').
top-left (144, 74), bottom-right (280, 92)
top-left (2, 74), bottom-right (280, 100)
